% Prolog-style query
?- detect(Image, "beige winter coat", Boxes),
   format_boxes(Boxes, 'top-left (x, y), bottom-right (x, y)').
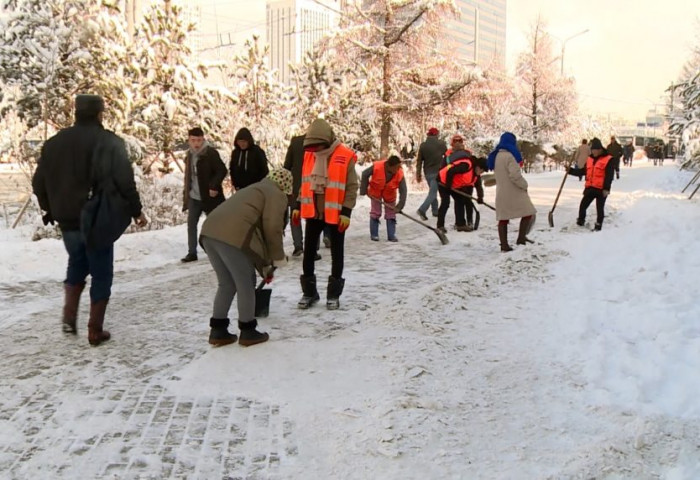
top-left (493, 150), bottom-right (537, 221)
top-left (200, 178), bottom-right (287, 275)
top-left (574, 143), bottom-right (591, 169)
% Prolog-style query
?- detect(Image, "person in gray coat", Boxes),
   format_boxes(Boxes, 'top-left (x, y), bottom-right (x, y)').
top-left (415, 127), bottom-right (447, 220)
top-left (199, 169), bottom-right (292, 347)
top-left (487, 132), bottom-right (537, 252)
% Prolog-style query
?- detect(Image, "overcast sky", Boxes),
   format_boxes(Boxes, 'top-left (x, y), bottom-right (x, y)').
top-left (505, 0), bottom-right (700, 122)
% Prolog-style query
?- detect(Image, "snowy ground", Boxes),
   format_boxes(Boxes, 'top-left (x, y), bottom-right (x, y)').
top-left (1, 159), bottom-right (699, 479)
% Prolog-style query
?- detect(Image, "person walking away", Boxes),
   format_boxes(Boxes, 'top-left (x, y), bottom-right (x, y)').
top-left (606, 135), bottom-right (622, 180)
top-left (415, 127), bottom-right (446, 220)
top-left (567, 137), bottom-right (614, 231)
top-left (291, 118), bottom-right (359, 310)
top-left (360, 155), bottom-right (407, 241)
top-left (229, 127), bottom-right (269, 191)
top-left (573, 139), bottom-right (590, 181)
top-left (487, 132), bottom-right (537, 252)
top-left (181, 127), bottom-right (227, 263)
top-left (623, 140), bottom-right (634, 167)
top-left (199, 169), bottom-right (292, 347)
top-left (436, 151), bottom-right (485, 233)
top-left (32, 94), bottom-right (147, 346)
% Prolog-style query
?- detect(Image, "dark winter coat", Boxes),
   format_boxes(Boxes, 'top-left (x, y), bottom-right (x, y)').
top-left (229, 128), bottom-right (269, 190)
top-left (32, 120), bottom-right (142, 231)
top-left (416, 135), bottom-right (447, 176)
top-left (182, 144), bottom-right (227, 213)
top-left (283, 134), bottom-right (305, 199)
top-left (443, 151), bottom-right (484, 199)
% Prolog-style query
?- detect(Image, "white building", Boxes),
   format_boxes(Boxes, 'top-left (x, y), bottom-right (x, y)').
top-left (266, 0), bottom-right (340, 84)
top-left (447, 0), bottom-right (507, 69)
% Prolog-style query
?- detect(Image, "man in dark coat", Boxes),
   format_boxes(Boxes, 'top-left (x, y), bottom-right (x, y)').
top-left (606, 135), bottom-right (623, 180)
top-left (568, 137), bottom-right (616, 231)
top-left (415, 127), bottom-right (447, 220)
top-left (32, 94), bottom-right (147, 346)
top-left (283, 134), bottom-right (305, 255)
top-left (229, 127), bottom-right (269, 191)
top-left (181, 127), bottom-right (227, 262)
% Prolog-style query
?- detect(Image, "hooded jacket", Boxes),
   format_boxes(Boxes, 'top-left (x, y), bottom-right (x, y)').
top-left (229, 128), bottom-right (269, 190)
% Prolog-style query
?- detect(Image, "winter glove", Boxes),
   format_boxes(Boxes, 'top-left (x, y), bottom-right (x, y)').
top-left (477, 197), bottom-right (484, 205)
top-left (291, 209), bottom-right (301, 226)
top-left (42, 212), bottom-right (54, 226)
top-left (262, 265), bottom-right (277, 284)
top-left (602, 190), bottom-right (610, 197)
top-left (338, 215), bottom-right (351, 233)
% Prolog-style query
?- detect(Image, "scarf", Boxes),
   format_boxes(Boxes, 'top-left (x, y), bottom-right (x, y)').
top-left (487, 132), bottom-right (522, 171)
top-left (310, 139), bottom-right (341, 194)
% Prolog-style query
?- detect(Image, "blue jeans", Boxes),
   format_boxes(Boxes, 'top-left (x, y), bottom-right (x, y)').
top-left (418, 172), bottom-right (439, 216)
top-left (187, 198), bottom-right (205, 255)
top-left (62, 230), bottom-right (114, 302)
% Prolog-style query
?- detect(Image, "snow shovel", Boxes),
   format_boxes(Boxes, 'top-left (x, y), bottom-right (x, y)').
top-left (681, 170), bottom-right (700, 193)
top-left (438, 182), bottom-right (496, 211)
top-left (255, 267), bottom-right (276, 318)
top-left (472, 204), bottom-right (481, 231)
top-left (375, 198), bottom-right (449, 245)
top-left (548, 163), bottom-right (572, 228)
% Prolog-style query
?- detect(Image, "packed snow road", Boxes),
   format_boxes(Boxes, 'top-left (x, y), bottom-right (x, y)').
top-left (1, 160), bottom-right (699, 479)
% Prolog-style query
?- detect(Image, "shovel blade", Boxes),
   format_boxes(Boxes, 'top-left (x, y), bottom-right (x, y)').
top-left (548, 210), bottom-right (554, 228)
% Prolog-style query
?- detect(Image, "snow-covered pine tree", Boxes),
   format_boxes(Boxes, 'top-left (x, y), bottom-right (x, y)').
top-left (127, 0), bottom-right (221, 172)
top-left (0, 0), bottom-right (131, 135)
top-left (323, 0), bottom-right (478, 157)
top-left (514, 15), bottom-right (577, 144)
top-left (670, 68), bottom-right (700, 169)
top-left (227, 34), bottom-right (292, 166)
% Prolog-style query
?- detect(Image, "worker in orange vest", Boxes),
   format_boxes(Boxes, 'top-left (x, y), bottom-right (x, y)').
top-left (436, 152), bottom-right (485, 233)
top-left (567, 137), bottom-right (615, 231)
top-left (359, 155), bottom-right (407, 242)
top-left (291, 118), bottom-right (359, 310)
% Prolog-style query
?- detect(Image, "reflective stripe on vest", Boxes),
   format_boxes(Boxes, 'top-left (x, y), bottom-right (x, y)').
top-left (300, 144), bottom-right (355, 224)
top-left (367, 160), bottom-right (404, 203)
top-left (438, 158), bottom-right (476, 189)
top-left (585, 155), bottom-right (611, 190)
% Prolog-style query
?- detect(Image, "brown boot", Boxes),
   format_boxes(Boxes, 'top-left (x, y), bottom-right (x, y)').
top-left (88, 299), bottom-right (111, 346)
top-left (62, 282), bottom-right (85, 334)
top-left (516, 217), bottom-right (534, 245)
top-left (498, 223), bottom-right (512, 252)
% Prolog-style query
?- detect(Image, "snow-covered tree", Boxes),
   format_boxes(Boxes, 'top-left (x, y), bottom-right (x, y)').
top-left (323, 0), bottom-right (478, 157)
top-left (514, 16), bottom-right (578, 143)
top-left (227, 35), bottom-right (292, 166)
top-left (670, 68), bottom-right (700, 169)
top-left (127, 0), bottom-right (223, 170)
top-left (0, 0), bottom-right (131, 134)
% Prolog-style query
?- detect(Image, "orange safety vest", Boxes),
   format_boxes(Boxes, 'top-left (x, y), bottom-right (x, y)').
top-left (300, 144), bottom-right (356, 224)
top-left (585, 155), bottom-right (611, 190)
top-left (367, 160), bottom-right (404, 203)
top-left (439, 158), bottom-right (477, 189)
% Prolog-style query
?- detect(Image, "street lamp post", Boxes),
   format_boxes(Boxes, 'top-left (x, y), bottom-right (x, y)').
top-left (549, 28), bottom-right (590, 75)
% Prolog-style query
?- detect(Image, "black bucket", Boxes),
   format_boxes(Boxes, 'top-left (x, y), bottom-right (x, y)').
top-left (255, 288), bottom-right (272, 318)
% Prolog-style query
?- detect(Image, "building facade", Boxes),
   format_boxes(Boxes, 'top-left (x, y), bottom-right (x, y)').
top-left (447, 0), bottom-right (507, 69)
top-left (266, 0), bottom-right (340, 84)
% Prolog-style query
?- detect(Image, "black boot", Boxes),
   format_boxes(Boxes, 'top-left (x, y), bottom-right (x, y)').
top-left (516, 217), bottom-right (534, 245)
top-left (326, 276), bottom-right (345, 310)
top-left (208, 318), bottom-right (237, 346)
top-left (238, 319), bottom-right (269, 347)
top-left (498, 224), bottom-right (512, 252)
top-left (298, 274), bottom-right (320, 309)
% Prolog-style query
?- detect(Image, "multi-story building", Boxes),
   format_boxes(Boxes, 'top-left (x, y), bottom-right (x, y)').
top-left (447, 0), bottom-right (507, 69)
top-left (266, 0), bottom-right (340, 84)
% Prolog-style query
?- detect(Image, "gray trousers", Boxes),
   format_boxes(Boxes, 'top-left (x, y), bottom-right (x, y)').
top-left (201, 236), bottom-right (256, 322)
